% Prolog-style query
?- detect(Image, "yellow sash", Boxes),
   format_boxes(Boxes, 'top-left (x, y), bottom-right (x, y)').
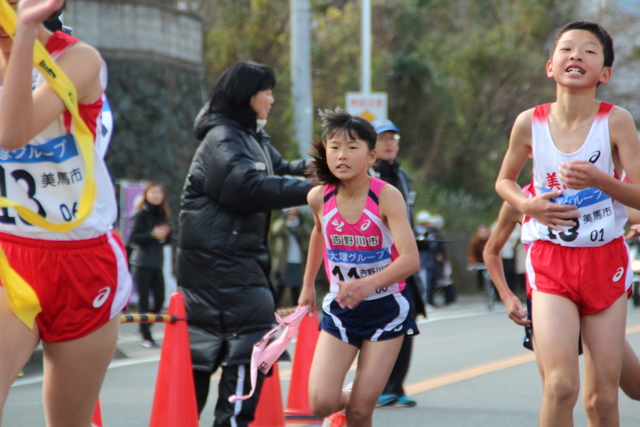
top-left (0, 1), bottom-right (97, 328)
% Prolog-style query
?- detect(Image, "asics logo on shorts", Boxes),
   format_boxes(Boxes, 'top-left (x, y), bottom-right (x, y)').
top-left (360, 220), bottom-right (371, 231)
top-left (612, 267), bottom-right (625, 282)
top-left (392, 324), bottom-right (403, 332)
top-left (93, 287), bottom-right (111, 308)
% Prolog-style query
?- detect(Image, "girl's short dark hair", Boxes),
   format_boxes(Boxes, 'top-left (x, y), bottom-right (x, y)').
top-left (206, 61), bottom-right (276, 130)
top-left (307, 108), bottom-right (377, 185)
top-left (551, 21), bottom-right (614, 68)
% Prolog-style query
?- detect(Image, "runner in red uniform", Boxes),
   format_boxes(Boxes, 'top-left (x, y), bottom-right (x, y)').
top-left (0, 2), bottom-right (131, 425)
top-left (496, 21), bottom-right (640, 427)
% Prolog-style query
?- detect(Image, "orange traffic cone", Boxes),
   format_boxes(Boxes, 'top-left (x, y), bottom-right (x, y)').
top-left (149, 292), bottom-right (198, 427)
top-left (249, 363), bottom-right (286, 427)
top-left (91, 399), bottom-right (103, 427)
top-left (285, 310), bottom-right (322, 423)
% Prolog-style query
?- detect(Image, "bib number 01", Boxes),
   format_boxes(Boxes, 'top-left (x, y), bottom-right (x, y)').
top-left (590, 228), bottom-right (605, 242)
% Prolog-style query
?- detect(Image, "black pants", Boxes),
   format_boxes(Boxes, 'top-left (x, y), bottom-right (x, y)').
top-left (194, 365), bottom-right (266, 427)
top-left (276, 285), bottom-right (301, 307)
top-left (382, 333), bottom-right (413, 396)
top-left (383, 287), bottom-right (416, 397)
top-left (131, 266), bottom-right (165, 341)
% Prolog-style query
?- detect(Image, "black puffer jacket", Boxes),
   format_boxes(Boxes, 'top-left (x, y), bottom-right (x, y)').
top-left (128, 204), bottom-right (169, 271)
top-left (177, 111), bottom-right (312, 372)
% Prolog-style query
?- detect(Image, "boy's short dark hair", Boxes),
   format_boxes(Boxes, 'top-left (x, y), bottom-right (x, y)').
top-left (307, 109), bottom-right (377, 185)
top-left (551, 21), bottom-right (614, 68)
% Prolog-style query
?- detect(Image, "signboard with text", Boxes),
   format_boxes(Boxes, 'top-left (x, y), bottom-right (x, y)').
top-left (346, 92), bottom-right (387, 122)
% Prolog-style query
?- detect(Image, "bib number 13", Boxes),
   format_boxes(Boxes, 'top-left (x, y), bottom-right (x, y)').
top-left (0, 166), bottom-right (46, 225)
top-left (547, 218), bottom-right (580, 242)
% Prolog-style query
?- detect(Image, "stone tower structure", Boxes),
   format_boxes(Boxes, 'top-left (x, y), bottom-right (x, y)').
top-left (63, 0), bottom-right (206, 216)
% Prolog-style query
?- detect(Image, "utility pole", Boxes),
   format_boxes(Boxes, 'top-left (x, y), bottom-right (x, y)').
top-left (361, 0), bottom-right (371, 94)
top-left (346, 0), bottom-right (387, 121)
top-left (290, 0), bottom-right (313, 158)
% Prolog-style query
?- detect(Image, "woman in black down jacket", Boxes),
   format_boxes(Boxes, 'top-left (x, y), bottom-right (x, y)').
top-left (177, 61), bottom-right (312, 426)
top-left (128, 183), bottom-right (171, 348)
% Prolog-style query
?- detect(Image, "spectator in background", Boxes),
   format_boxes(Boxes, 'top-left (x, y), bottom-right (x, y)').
top-left (429, 214), bottom-right (456, 305)
top-left (270, 207), bottom-right (311, 307)
top-left (416, 211), bottom-right (449, 307)
top-left (467, 224), bottom-right (491, 291)
top-left (128, 182), bottom-right (171, 348)
top-left (415, 210), bottom-right (434, 304)
top-left (513, 240), bottom-right (527, 295)
top-left (491, 220), bottom-right (521, 293)
top-left (176, 61), bottom-right (312, 426)
top-left (371, 118), bottom-right (425, 409)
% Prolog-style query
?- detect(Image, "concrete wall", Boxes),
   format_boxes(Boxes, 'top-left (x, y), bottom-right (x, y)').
top-left (63, 0), bottom-right (203, 72)
top-left (60, 0), bottom-right (207, 224)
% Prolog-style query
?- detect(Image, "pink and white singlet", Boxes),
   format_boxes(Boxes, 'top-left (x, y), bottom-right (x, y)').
top-left (322, 177), bottom-right (405, 300)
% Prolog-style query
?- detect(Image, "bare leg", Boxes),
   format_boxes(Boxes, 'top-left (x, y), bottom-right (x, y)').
top-left (581, 294), bottom-right (627, 427)
top-left (0, 287), bottom-right (40, 425)
top-left (41, 315), bottom-right (119, 427)
top-left (530, 297), bottom-right (639, 404)
top-left (619, 339), bottom-right (640, 401)
top-left (531, 334), bottom-right (546, 394)
top-left (347, 336), bottom-right (403, 427)
top-left (532, 291), bottom-right (581, 427)
top-left (308, 331), bottom-right (358, 417)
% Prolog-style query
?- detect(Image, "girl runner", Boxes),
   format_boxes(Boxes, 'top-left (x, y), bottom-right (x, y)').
top-left (299, 109), bottom-right (420, 427)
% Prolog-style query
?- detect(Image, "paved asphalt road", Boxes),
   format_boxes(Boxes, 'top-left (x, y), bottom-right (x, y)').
top-left (6, 295), bottom-right (640, 426)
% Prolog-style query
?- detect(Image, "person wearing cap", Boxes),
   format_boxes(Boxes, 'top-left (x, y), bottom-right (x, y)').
top-left (371, 118), bottom-right (424, 408)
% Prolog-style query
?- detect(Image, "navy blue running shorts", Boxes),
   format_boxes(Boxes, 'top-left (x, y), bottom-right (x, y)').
top-left (320, 288), bottom-right (419, 348)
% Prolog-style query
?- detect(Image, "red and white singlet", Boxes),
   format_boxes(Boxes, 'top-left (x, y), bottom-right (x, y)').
top-left (521, 102), bottom-right (627, 248)
top-left (0, 31), bottom-right (117, 240)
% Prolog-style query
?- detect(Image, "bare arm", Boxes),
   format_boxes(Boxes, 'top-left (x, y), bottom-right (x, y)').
top-left (625, 207), bottom-right (640, 240)
top-left (628, 207), bottom-right (640, 226)
top-left (483, 202), bottom-right (530, 327)
top-left (297, 186), bottom-right (324, 314)
top-left (495, 109), bottom-right (578, 231)
top-left (336, 185), bottom-right (420, 309)
top-left (0, 0), bottom-right (101, 149)
top-left (559, 107), bottom-right (640, 211)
